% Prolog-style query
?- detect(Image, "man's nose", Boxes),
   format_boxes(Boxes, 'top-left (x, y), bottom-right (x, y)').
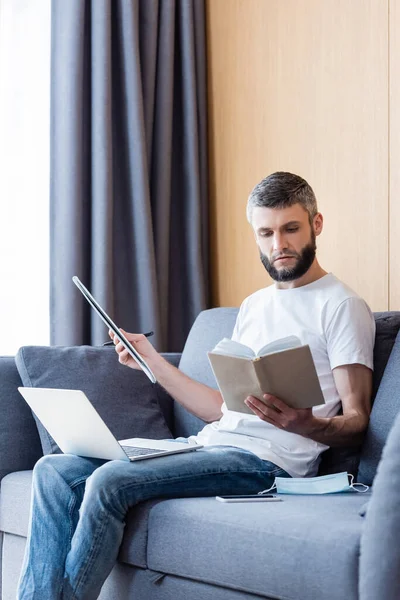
top-left (272, 233), bottom-right (288, 253)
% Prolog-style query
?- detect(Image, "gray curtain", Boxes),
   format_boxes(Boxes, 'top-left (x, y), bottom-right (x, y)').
top-left (50, 0), bottom-right (208, 352)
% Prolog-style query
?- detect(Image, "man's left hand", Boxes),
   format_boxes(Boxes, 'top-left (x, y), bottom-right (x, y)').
top-left (244, 393), bottom-right (316, 437)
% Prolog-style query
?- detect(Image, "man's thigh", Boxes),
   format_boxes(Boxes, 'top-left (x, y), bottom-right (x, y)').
top-left (84, 446), bottom-right (288, 506)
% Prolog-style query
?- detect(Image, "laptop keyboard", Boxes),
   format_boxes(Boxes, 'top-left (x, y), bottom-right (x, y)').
top-left (121, 445), bottom-right (168, 458)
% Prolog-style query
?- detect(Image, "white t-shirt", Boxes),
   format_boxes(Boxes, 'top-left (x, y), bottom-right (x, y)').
top-left (190, 273), bottom-right (375, 478)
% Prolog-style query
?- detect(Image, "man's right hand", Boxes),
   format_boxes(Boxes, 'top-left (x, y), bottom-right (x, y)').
top-left (108, 328), bottom-right (223, 423)
top-left (108, 329), bottom-right (161, 371)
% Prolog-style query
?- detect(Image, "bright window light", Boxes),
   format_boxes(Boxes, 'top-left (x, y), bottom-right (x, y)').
top-left (0, 0), bottom-right (51, 355)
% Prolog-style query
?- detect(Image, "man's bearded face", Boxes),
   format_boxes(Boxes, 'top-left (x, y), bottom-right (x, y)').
top-left (259, 228), bottom-right (316, 282)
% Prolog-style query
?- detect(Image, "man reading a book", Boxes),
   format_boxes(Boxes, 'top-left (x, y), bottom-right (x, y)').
top-left (18, 172), bottom-right (375, 599)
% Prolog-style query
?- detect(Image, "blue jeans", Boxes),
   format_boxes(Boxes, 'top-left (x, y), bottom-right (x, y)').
top-left (17, 445), bottom-right (289, 600)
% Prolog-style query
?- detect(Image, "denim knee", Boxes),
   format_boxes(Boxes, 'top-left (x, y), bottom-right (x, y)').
top-left (83, 461), bottom-right (130, 517)
top-left (31, 455), bottom-right (66, 496)
top-left (32, 454), bottom-right (59, 478)
top-left (33, 454), bottom-right (99, 488)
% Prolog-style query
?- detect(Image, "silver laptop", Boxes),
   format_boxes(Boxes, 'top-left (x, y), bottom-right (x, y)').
top-left (18, 387), bottom-right (202, 462)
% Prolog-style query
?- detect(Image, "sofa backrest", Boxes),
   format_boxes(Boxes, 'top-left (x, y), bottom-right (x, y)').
top-left (369, 312), bottom-right (400, 400)
top-left (318, 311), bottom-right (400, 476)
top-left (175, 308), bottom-right (238, 437)
top-left (0, 357), bottom-right (42, 484)
top-left (1, 308), bottom-right (399, 485)
top-left (175, 308), bottom-right (400, 480)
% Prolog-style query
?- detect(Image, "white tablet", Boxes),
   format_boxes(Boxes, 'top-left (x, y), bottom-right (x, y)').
top-left (72, 276), bottom-right (157, 384)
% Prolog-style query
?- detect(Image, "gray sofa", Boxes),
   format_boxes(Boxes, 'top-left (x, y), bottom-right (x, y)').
top-left (1, 307), bottom-right (400, 600)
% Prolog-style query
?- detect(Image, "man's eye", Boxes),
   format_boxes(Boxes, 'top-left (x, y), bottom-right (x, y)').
top-left (286, 228), bottom-right (299, 233)
top-left (260, 232), bottom-right (273, 237)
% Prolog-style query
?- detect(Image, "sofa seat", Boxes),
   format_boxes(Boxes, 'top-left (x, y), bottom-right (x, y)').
top-left (0, 471), bottom-right (160, 569)
top-left (1, 470), bottom-right (371, 600)
top-left (143, 494), bottom-right (371, 600)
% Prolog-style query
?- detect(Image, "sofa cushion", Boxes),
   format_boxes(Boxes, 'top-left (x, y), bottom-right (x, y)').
top-left (101, 565), bottom-right (278, 600)
top-left (0, 470), bottom-right (155, 569)
top-left (358, 329), bottom-right (400, 485)
top-left (15, 346), bottom-right (173, 455)
top-left (370, 312), bottom-right (400, 399)
top-left (0, 471), bottom-right (34, 537)
top-left (145, 493), bottom-right (369, 600)
top-left (175, 308), bottom-right (238, 437)
top-left (0, 357), bottom-right (42, 482)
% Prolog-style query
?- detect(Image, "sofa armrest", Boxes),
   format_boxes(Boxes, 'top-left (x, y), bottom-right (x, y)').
top-left (359, 410), bottom-right (400, 599)
top-left (0, 357), bottom-right (42, 484)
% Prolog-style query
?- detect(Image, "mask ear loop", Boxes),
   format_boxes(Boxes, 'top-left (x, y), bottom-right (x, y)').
top-left (348, 474), bottom-right (370, 493)
top-left (258, 482), bottom-right (277, 495)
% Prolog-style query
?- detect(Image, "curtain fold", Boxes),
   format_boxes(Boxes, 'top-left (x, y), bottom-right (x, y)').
top-left (50, 0), bottom-right (209, 351)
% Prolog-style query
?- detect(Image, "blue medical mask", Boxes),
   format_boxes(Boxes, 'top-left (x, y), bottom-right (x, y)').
top-left (259, 472), bottom-right (369, 495)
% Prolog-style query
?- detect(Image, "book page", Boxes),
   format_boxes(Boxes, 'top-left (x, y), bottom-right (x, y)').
top-left (257, 335), bottom-right (302, 357)
top-left (210, 337), bottom-right (255, 359)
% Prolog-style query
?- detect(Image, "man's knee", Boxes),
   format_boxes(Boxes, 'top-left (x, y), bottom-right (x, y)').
top-left (31, 454), bottom-right (64, 492)
top-left (32, 454), bottom-right (93, 486)
top-left (33, 454), bottom-right (60, 476)
top-left (83, 461), bottom-right (133, 516)
top-left (85, 461), bottom-right (124, 495)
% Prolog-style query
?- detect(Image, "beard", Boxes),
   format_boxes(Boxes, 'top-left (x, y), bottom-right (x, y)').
top-left (260, 232), bottom-right (316, 282)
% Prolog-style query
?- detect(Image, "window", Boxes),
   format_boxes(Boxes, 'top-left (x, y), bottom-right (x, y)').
top-left (0, 0), bottom-right (51, 355)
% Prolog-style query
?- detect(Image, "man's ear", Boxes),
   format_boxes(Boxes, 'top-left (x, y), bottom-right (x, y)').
top-left (313, 212), bottom-right (323, 236)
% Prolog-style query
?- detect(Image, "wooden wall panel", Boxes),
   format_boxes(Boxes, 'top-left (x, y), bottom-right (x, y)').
top-left (390, 0), bottom-right (400, 310)
top-left (207, 0), bottom-right (389, 311)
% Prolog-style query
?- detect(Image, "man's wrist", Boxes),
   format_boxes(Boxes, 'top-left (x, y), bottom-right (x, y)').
top-left (148, 354), bottom-right (174, 386)
top-left (306, 416), bottom-right (330, 441)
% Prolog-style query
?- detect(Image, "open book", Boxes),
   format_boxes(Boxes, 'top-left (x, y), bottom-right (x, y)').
top-left (208, 336), bottom-right (325, 414)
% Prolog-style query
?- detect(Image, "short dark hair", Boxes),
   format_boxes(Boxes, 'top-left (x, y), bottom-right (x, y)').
top-left (247, 172), bottom-right (318, 225)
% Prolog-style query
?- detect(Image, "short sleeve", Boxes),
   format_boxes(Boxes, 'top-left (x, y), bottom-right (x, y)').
top-left (325, 297), bottom-right (375, 371)
top-left (231, 320), bottom-right (240, 342)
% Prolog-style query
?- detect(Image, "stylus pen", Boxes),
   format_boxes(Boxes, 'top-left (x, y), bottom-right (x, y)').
top-left (103, 331), bottom-right (154, 346)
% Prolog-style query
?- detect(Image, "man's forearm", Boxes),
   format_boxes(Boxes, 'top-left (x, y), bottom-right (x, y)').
top-left (152, 356), bottom-right (223, 423)
top-left (307, 411), bottom-right (369, 447)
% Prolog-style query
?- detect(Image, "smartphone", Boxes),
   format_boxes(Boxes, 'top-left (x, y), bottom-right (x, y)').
top-left (215, 494), bottom-right (282, 503)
